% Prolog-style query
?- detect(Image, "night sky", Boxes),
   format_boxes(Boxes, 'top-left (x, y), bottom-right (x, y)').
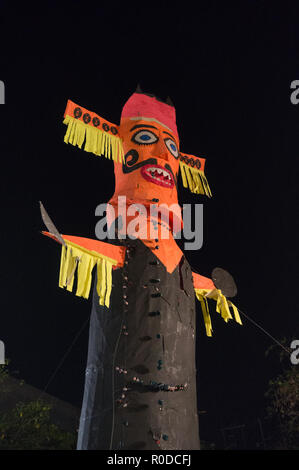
top-left (0, 2), bottom-right (298, 446)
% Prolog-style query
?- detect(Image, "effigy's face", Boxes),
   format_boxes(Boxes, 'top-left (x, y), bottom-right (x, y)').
top-left (115, 118), bottom-right (180, 204)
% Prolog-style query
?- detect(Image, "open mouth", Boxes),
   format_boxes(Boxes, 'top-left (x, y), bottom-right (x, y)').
top-left (141, 164), bottom-right (174, 188)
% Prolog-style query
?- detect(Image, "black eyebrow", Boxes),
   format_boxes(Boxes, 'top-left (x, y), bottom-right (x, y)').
top-left (163, 131), bottom-right (176, 140)
top-left (130, 124), bottom-right (158, 132)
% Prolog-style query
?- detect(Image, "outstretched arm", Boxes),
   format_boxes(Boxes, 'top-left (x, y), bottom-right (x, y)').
top-left (192, 270), bottom-right (242, 336)
top-left (40, 202), bottom-right (125, 308)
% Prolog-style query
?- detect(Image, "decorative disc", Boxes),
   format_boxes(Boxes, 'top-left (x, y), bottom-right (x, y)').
top-left (211, 267), bottom-right (237, 298)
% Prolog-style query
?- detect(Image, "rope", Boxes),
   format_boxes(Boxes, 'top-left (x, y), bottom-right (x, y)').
top-left (236, 307), bottom-right (291, 354)
top-left (109, 304), bottom-right (126, 450)
top-left (43, 315), bottom-right (90, 394)
top-left (9, 315), bottom-right (90, 444)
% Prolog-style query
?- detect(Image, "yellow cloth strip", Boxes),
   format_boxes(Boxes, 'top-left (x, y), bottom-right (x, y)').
top-left (179, 162), bottom-right (212, 197)
top-left (76, 253), bottom-right (96, 298)
top-left (199, 296), bottom-right (213, 337)
top-left (191, 170), bottom-right (203, 194)
top-left (199, 171), bottom-right (212, 197)
top-left (185, 165), bottom-right (195, 192)
top-left (59, 244), bottom-right (68, 288)
top-left (227, 300), bottom-right (242, 324)
top-left (96, 258), bottom-right (107, 306)
top-left (180, 163), bottom-right (188, 189)
top-left (63, 115), bottom-right (124, 163)
top-left (105, 260), bottom-right (113, 307)
top-left (58, 240), bottom-right (117, 307)
top-left (195, 288), bottom-right (242, 336)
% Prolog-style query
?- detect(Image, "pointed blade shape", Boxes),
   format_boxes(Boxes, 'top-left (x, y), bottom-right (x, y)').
top-left (39, 201), bottom-right (66, 246)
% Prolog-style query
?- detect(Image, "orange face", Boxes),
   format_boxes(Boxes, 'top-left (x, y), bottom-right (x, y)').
top-left (112, 118), bottom-right (181, 206)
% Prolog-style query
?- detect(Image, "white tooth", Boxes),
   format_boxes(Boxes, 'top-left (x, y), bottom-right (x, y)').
top-left (157, 169), bottom-right (162, 174)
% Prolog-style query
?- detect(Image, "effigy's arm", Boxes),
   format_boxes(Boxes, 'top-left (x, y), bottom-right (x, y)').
top-left (43, 231), bottom-right (125, 308)
top-left (63, 99), bottom-right (124, 162)
top-left (192, 271), bottom-right (242, 336)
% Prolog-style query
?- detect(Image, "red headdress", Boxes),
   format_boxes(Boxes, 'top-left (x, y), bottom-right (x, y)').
top-left (121, 91), bottom-right (179, 139)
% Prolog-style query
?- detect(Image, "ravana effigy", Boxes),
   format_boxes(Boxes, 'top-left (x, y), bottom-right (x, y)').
top-left (41, 87), bottom-right (242, 450)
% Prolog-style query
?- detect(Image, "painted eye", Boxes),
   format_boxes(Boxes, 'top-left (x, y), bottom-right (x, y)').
top-left (164, 138), bottom-right (179, 158)
top-left (132, 130), bottom-right (158, 145)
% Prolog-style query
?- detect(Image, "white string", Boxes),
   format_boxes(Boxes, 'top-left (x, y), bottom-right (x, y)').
top-left (236, 307), bottom-right (291, 354)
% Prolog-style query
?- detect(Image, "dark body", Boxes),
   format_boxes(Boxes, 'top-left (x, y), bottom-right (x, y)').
top-left (77, 238), bottom-right (200, 450)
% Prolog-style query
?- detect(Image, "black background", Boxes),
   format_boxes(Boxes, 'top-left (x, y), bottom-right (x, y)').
top-left (0, 1), bottom-right (298, 447)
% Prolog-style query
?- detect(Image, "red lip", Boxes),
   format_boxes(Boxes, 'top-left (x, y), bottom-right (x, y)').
top-left (140, 164), bottom-right (174, 188)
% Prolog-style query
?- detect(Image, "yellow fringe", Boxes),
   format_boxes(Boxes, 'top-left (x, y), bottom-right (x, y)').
top-left (63, 115), bottom-right (124, 163)
top-left (194, 288), bottom-right (242, 336)
top-left (58, 240), bottom-right (117, 307)
top-left (179, 162), bottom-right (212, 197)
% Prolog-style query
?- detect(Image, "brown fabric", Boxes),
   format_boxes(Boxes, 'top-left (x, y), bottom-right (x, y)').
top-left (77, 239), bottom-right (200, 450)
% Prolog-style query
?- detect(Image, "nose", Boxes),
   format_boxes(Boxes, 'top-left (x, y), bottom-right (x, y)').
top-left (154, 138), bottom-right (168, 161)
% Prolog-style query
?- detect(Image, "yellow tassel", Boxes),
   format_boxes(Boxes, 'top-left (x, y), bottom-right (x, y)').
top-left (179, 162), bottom-right (212, 197)
top-left (59, 244), bottom-right (67, 288)
top-left (97, 259), bottom-right (107, 306)
top-left (76, 254), bottom-right (96, 298)
top-left (58, 240), bottom-right (117, 307)
top-left (195, 288), bottom-right (242, 336)
top-left (228, 300), bottom-right (242, 324)
top-left (199, 297), bottom-right (213, 337)
top-left (185, 165), bottom-right (195, 192)
top-left (65, 255), bottom-right (79, 291)
top-left (205, 289), bottom-right (233, 323)
top-left (63, 115), bottom-right (124, 163)
top-left (180, 163), bottom-right (188, 189)
top-left (191, 170), bottom-right (202, 193)
top-left (67, 119), bottom-right (76, 145)
top-left (105, 260), bottom-right (113, 307)
top-left (200, 171), bottom-right (212, 197)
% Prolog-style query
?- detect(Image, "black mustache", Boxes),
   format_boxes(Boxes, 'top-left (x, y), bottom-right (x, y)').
top-left (122, 150), bottom-right (177, 187)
